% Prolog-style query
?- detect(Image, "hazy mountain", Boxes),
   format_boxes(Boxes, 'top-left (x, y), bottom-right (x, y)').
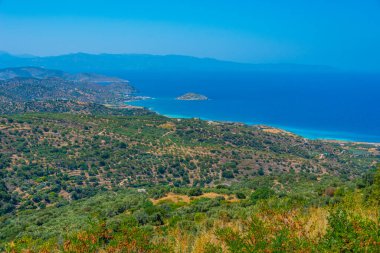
top-left (0, 67), bottom-right (67, 80)
top-left (0, 52), bottom-right (335, 74)
top-left (0, 66), bottom-right (126, 82)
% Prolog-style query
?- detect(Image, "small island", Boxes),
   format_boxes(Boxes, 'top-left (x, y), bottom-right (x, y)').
top-left (176, 92), bottom-right (208, 101)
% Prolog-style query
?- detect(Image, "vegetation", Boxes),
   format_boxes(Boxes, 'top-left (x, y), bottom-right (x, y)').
top-left (0, 67), bottom-right (135, 105)
top-left (0, 99), bottom-right (151, 116)
top-left (0, 104), bottom-right (378, 252)
top-left (0, 64), bottom-right (378, 252)
top-left (0, 112), bottom-right (377, 214)
top-left (1, 166), bottom-right (379, 252)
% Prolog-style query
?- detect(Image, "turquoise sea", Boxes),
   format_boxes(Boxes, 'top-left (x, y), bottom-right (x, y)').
top-left (121, 71), bottom-right (380, 143)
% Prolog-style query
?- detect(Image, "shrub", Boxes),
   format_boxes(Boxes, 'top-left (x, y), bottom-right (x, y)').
top-left (250, 187), bottom-right (275, 204)
top-left (189, 188), bottom-right (203, 196)
top-left (236, 192), bottom-right (246, 199)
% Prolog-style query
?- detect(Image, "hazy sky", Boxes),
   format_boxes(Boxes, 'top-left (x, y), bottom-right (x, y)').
top-left (1, 0), bottom-right (380, 71)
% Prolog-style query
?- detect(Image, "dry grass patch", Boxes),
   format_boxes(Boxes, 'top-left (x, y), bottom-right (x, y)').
top-left (150, 192), bottom-right (239, 205)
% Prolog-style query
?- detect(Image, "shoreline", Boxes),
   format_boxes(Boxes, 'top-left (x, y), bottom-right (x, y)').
top-left (165, 113), bottom-right (380, 146)
top-left (126, 99), bottom-right (380, 146)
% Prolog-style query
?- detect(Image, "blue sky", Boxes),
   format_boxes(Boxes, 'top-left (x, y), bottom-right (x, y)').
top-left (0, 0), bottom-right (380, 71)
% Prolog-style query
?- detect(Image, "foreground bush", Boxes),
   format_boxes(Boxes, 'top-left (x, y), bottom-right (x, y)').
top-left (5, 191), bottom-right (379, 253)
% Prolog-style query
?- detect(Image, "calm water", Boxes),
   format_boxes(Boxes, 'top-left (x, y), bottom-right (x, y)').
top-left (118, 71), bottom-right (380, 142)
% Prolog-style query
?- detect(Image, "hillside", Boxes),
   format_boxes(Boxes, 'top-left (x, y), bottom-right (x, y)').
top-left (0, 112), bottom-right (378, 252)
top-left (0, 100), bottom-right (151, 116)
top-left (0, 113), bottom-right (377, 215)
top-left (0, 67), bottom-right (135, 105)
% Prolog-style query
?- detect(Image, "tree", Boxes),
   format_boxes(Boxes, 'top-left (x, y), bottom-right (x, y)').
top-left (222, 171), bottom-right (234, 179)
top-left (236, 192), bottom-right (246, 199)
top-left (189, 188), bottom-right (203, 196)
top-left (250, 187), bottom-right (275, 204)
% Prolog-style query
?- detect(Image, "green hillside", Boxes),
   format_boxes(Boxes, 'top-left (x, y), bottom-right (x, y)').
top-left (0, 111), bottom-right (379, 252)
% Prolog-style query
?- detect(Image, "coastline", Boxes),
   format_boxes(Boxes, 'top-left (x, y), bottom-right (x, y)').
top-left (127, 98), bottom-right (380, 145)
top-left (163, 113), bottom-right (380, 146)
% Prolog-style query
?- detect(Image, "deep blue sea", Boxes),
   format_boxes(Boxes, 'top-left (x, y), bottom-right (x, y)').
top-left (120, 71), bottom-right (380, 143)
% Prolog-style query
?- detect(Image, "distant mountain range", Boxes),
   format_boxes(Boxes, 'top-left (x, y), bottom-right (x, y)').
top-left (0, 66), bottom-right (125, 82)
top-left (0, 52), bottom-right (335, 74)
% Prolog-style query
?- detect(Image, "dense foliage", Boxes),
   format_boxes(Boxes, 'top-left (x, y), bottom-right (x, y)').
top-left (0, 111), bottom-right (379, 252)
top-left (1, 166), bottom-right (379, 252)
top-left (0, 113), bottom-right (377, 215)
